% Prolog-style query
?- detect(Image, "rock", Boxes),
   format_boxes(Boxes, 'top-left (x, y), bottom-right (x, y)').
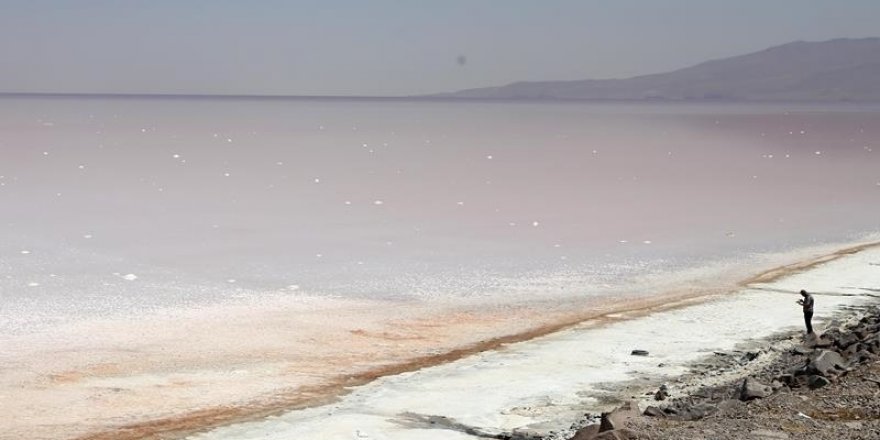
top-left (777, 374), bottom-right (796, 386)
top-left (630, 349), bottom-right (649, 356)
top-left (834, 333), bottom-right (860, 350)
top-left (654, 384), bottom-right (668, 401)
top-left (663, 403), bottom-right (717, 421)
top-left (569, 424), bottom-right (600, 440)
top-left (599, 401), bottom-right (640, 432)
top-left (743, 351), bottom-right (760, 362)
top-left (643, 406), bottom-right (666, 418)
top-left (808, 375), bottom-right (831, 389)
top-left (792, 346), bottom-right (812, 356)
top-left (854, 349), bottom-right (875, 363)
top-left (807, 350), bottom-right (847, 376)
top-left (740, 377), bottom-right (773, 401)
top-left (843, 343), bottom-right (861, 359)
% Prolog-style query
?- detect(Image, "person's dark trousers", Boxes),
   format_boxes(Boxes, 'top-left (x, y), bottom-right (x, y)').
top-left (804, 311), bottom-right (814, 334)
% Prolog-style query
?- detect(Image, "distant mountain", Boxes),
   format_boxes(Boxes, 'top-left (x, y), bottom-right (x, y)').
top-left (432, 38), bottom-right (880, 102)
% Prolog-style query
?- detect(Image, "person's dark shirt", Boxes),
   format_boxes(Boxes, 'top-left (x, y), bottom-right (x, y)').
top-left (802, 294), bottom-right (814, 313)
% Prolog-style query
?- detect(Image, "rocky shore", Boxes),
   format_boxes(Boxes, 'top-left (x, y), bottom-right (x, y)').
top-left (561, 303), bottom-right (880, 440)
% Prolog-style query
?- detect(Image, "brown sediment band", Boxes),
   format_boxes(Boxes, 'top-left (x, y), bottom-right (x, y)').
top-left (73, 240), bottom-right (880, 440)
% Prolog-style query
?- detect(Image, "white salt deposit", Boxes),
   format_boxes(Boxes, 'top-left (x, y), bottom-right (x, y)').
top-left (191, 247), bottom-right (880, 440)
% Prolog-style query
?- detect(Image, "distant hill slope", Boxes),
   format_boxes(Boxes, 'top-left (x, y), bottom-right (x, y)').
top-left (432, 38), bottom-right (880, 102)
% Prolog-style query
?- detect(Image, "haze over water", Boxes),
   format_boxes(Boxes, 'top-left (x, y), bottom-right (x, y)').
top-left (1, 97), bottom-right (879, 334)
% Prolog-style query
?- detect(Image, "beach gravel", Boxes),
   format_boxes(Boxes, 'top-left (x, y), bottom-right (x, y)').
top-left (563, 304), bottom-right (880, 440)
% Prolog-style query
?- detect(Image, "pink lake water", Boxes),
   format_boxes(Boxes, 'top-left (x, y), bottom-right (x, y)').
top-left (1, 98), bottom-right (879, 334)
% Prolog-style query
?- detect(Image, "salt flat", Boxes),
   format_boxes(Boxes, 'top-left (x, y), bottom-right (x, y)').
top-left (190, 246), bottom-right (880, 440)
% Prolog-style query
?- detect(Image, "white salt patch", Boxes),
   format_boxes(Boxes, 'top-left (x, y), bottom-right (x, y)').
top-left (226, 279), bottom-right (236, 284)
top-left (373, 200), bottom-right (384, 205)
top-left (20, 250), bottom-right (31, 255)
top-left (121, 274), bottom-right (138, 281)
top-left (191, 248), bottom-right (880, 440)
top-left (27, 282), bottom-right (40, 287)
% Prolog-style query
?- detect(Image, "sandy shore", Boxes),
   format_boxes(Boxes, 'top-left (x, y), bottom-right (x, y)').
top-left (2, 241), bottom-right (878, 440)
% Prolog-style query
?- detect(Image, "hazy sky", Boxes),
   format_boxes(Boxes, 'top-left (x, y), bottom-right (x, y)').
top-left (1, 0), bottom-right (878, 96)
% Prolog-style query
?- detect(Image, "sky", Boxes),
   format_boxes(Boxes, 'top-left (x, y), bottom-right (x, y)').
top-left (1, 0), bottom-right (879, 96)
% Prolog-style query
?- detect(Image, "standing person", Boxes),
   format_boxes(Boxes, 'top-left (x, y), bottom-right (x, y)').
top-left (797, 289), bottom-right (815, 334)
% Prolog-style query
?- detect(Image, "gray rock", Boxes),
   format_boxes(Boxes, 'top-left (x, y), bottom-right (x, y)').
top-left (630, 349), bottom-right (649, 356)
top-left (740, 377), bottom-right (773, 400)
top-left (834, 333), bottom-right (860, 350)
top-left (792, 346), bottom-right (812, 356)
top-left (808, 375), bottom-right (831, 389)
top-left (654, 384), bottom-right (669, 401)
top-left (807, 350), bottom-right (847, 376)
top-left (643, 406), bottom-right (666, 418)
top-left (599, 401), bottom-right (640, 432)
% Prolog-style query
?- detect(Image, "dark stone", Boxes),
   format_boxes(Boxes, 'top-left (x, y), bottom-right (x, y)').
top-left (743, 351), bottom-right (760, 362)
top-left (740, 377), bottom-right (773, 401)
top-left (835, 333), bottom-right (860, 350)
top-left (669, 403), bottom-right (717, 421)
top-left (777, 374), bottom-right (796, 386)
top-left (654, 384), bottom-right (669, 401)
top-left (630, 349), bottom-right (649, 356)
top-left (808, 375), bottom-right (831, 389)
top-left (643, 406), bottom-right (666, 418)
top-left (855, 350), bottom-right (876, 363)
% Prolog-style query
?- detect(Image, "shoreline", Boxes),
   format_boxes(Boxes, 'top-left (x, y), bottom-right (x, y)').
top-left (0, 242), bottom-right (880, 440)
top-left (596, 303), bottom-right (880, 440)
top-left (60, 240), bottom-right (879, 440)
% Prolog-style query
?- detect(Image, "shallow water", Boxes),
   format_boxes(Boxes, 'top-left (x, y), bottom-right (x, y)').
top-left (2, 97), bottom-right (879, 439)
top-left (2, 98), bottom-right (879, 333)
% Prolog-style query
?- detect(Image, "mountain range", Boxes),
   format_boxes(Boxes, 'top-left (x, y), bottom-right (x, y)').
top-left (431, 38), bottom-right (880, 102)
